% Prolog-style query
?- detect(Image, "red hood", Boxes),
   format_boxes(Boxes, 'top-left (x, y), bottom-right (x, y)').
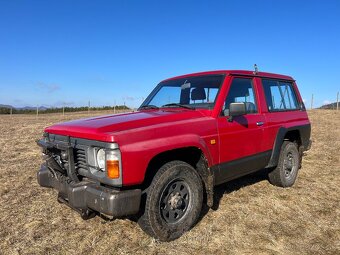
top-left (45, 109), bottom-right (209, 142)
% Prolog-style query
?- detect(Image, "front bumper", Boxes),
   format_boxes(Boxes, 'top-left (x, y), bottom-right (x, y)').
top-left (37, 164), bottom-right (141, 218)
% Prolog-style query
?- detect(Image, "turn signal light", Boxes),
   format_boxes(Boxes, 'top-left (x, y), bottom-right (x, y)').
top-left (107, 160), bottom-right (120, 179)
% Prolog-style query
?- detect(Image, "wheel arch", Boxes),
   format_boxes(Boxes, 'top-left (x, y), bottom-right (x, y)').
top-left (141, 146), bottom-right (214, 207)
top-left (266, 124), bottom-right (311, 168)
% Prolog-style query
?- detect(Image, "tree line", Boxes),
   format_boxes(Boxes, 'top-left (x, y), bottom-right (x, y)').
top-left (0, 105), bottom-right (130, 114)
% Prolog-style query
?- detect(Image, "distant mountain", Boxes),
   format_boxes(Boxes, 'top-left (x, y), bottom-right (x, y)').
top-left (319, 102), bottom-right (338, 109)
top-left (0, 104), bottom-right (13, 109)
top-left (0, 104), bottom-right (49, 110)
top-left (19, 106), bottom-right (49, 111)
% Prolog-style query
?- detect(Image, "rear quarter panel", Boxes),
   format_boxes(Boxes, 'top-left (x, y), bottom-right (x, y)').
top-left (256, 79), bottom-right (311, 151)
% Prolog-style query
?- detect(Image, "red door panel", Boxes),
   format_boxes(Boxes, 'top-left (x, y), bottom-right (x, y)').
top-left (217, 76), bottom-right (267, 164)
top-left (217, 114), bottom-right (265, 163)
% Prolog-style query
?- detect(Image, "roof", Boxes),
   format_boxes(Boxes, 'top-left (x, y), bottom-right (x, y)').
top-left (162, 70), bottom-right (294, 82)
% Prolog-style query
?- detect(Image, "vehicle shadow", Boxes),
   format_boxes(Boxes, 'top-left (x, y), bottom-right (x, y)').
top-left (198, 168), bottom-right (270, 220)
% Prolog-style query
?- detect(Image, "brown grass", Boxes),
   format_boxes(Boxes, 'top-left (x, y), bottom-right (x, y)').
top-left (0, 110), bottom-right (339, 255)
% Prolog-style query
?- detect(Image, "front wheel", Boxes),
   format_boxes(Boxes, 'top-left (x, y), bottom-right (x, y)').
top-left (138, 160), bottom-right (203, 241)
top-left (268, 141), bottom-right (300, 187)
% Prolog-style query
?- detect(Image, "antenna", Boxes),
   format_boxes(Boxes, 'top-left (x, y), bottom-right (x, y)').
top-left (253, 64), bottom-right (259, 74)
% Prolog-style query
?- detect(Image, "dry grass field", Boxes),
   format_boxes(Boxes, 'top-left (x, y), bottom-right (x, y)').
top-left (0, 110), bottom-right (339, 255)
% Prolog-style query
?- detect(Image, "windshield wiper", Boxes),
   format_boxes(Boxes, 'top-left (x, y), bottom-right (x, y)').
top-left (161, 103), bottom-right (195, 110)
top-left (139, 105), bottom-right (159, 110)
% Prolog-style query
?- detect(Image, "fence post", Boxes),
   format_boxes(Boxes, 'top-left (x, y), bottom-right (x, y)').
top-left (10, 107), bottom-right (12, 117)
top-left (36, 106), bottom-right (39, 117)
top-left (337, 92), bottom-right (339, 111)
top-left (311, 94), bottom-right (314, 110)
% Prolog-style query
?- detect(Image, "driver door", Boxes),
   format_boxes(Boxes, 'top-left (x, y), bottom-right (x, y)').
top-left (215, 76), bottom-right (268, 184)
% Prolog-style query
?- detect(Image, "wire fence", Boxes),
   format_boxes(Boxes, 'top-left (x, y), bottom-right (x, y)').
top-left (0, 105), bottom-right (136, 117)
top-left (309, 92), bottom-right (339, 110)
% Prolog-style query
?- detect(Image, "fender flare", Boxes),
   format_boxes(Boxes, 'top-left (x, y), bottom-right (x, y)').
top-left (139, 135), bottom-right (215, 207)
top-left (266, 127), bottom-right (287, 168)
top-left (266, 124), bottom-right (311, 168)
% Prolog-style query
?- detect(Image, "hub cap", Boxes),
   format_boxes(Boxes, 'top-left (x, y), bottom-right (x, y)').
top-left (284, 152), bottom-right (296, 178)
top-left (159, 180), bottom-right (190, 223)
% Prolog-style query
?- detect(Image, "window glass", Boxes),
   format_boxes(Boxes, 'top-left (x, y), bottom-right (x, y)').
top-left (262, 79), bottom-right (299, 111)
top-left (149, 87), bottom-right (181, 106)
top-left (204, 88), bottom-right (219, 103)
top-left (224, 78), bottom-right (257, 115)
top-left (280, 81), bottom-right (299, 109)
top-left (146, 75), bottom-right (224, 109)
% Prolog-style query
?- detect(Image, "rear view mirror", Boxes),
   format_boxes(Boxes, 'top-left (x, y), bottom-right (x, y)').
top-left (228, 102), bottom-right (246, 122)
top-left (181, 82), bottom-right (191, 90)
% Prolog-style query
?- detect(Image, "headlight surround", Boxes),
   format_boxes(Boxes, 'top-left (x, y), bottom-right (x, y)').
top-left (95, 148), bottom-right (121, 179)
top-left (96, 148), bottom-right (106, 170)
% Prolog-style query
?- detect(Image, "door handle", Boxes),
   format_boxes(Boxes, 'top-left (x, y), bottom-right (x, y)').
top-left (256, 121), bottom-right (264, 126)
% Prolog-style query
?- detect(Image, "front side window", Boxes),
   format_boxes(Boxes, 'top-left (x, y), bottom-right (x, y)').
top-left (223, 78), bottom-right (257, 116)
top-left (262, 79), bottom-right (299, 111)
top-left (141, 75), bottom-right (225, 109)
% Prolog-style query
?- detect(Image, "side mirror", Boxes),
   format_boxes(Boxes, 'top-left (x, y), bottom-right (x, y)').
top-left (228, 102), bottom-right (246, 122)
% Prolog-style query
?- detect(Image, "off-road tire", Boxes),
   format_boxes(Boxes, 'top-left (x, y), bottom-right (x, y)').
top-left (138, 160), bottom-right (203, 241)
top-left (268, 141), bottom-right (300, 187)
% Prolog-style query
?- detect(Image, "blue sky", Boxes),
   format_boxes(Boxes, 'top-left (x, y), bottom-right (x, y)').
top-left (0, 0), bottom-right (339, 108)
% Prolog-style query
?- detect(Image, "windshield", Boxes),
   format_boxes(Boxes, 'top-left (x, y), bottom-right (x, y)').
top-left (140, 75), bottom-right (225, 110)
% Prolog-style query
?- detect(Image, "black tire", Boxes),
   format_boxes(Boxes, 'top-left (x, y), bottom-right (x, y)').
top-left (268, 141), bottom-right (300, 187)
top-left (138, 160), bottom-right (203, 241)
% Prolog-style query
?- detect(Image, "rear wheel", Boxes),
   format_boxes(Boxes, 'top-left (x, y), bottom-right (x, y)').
top-left (138, 160), bottom-right (203, 241)
top-left (268, 141), bottom-right (300, 187)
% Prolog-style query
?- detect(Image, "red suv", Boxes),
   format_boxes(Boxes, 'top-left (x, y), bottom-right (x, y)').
top-left (37, 70), bottom-right (311, 241)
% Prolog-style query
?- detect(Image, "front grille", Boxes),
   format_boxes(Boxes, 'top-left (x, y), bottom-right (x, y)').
top-left (74, 148), bottom-right (88, 171)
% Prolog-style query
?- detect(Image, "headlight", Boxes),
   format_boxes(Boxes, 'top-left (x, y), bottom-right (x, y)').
top-left (95, 148), bottom-right (121, 179)
top-left (96, 149), bottom-right (106, 170)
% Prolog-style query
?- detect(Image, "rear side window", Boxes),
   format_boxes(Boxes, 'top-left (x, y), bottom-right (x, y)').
top-left (262, 79), bottom-right (299, 111)
top-left (224, 78), bottom-right (257, 115)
